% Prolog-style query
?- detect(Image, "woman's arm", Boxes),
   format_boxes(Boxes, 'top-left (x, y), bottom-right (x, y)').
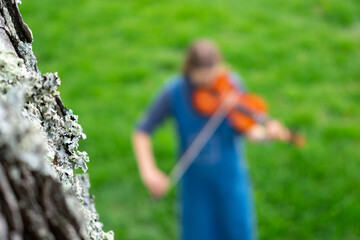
top-left (132, 130), bottom-right (170, 198)
top-left (132, 84), bottom-right (173, 198)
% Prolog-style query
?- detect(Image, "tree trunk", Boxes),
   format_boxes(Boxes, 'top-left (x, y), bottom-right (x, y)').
top-left (0, 1), bottom-right (113, 239)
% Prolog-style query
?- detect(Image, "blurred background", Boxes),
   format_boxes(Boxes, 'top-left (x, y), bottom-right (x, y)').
top-left (21, 0), bottom-right (360, 239)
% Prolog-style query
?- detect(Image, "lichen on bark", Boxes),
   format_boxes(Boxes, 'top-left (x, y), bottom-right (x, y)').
top-left (0, 1), bottom-right (114, 239)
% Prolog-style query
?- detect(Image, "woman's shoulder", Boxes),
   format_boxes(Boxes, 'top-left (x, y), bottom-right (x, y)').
top-left (163, 73), bottom-right (186, 91)
top-left (229, 71), bottom-right (247, 92)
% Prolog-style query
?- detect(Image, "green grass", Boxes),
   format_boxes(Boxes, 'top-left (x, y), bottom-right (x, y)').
top-left (21, 0), bottom-right (360, 239)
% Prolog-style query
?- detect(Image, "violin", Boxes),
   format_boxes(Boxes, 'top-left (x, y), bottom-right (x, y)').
top-left (166, 69), bottom-right (305, 195)
top-left (192, 70), bottom-right (305, 147)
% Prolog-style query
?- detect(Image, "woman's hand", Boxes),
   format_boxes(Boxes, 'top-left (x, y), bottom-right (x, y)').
top-left (132, 131), bottom-right (170, 198)
top-left (246, 120), bottom-right (290, 142)
top-left (141, 167), bottom-right (170, 198)
top-left (265, 120), bottom-right (290, 141)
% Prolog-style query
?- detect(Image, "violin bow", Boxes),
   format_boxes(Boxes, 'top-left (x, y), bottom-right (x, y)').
top-left (167, 93), bottom-right (238, 192)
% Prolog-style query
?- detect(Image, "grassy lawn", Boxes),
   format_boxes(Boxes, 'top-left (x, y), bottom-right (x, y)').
top-left (21, 0), bottom-right (359, 239)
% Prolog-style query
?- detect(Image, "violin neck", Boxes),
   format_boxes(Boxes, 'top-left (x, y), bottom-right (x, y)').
top-left (234, 105), bottom-right (268, 125)
top-left (233, 105), bottom-right (305, 147)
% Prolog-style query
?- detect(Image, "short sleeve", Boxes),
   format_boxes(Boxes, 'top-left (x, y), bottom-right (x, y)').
top-left (136, 84), bottom-right (173, 134)
top-left (229, 72), bottom-right (247, 92)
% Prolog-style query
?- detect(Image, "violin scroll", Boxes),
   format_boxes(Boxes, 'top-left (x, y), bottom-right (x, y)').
top-left (289, 130), bottom-right (306, 148)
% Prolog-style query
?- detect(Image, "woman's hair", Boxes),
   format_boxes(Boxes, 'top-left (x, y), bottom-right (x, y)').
top-left (183, 39), bottom-right (222, 74)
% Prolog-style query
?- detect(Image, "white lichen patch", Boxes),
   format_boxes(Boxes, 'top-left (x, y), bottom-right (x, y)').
top-left (0, 47), bottom-right (114, 240)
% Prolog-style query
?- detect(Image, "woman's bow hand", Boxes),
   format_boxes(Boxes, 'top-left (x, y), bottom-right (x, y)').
top-left (141, 166), bottom-right (170, 199)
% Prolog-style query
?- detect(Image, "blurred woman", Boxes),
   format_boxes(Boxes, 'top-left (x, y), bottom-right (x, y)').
top-left (132, 39), bottom-right (289, 240)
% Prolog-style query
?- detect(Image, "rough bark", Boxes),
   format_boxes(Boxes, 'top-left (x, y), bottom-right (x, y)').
top-left (0, 1), bottom-right (114, 239)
